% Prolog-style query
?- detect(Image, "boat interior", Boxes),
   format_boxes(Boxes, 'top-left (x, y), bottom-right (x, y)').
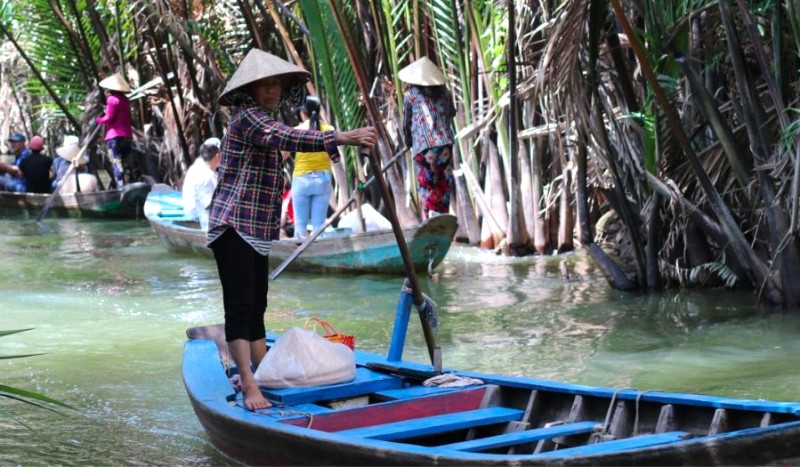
top-left (263, 361), bottom-right (798, 457)
top-left (188, 325), bottom-right (800, 459)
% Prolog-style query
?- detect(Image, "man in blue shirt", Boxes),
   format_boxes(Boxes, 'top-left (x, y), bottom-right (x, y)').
top-left (0, 133), bottom-right (31, 192)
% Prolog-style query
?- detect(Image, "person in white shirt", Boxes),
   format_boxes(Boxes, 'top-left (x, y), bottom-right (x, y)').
top-left (182, 137), bottom-right (221, 229)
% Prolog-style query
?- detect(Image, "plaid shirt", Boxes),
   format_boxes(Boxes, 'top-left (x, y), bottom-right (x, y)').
top-left (208, 104), bottom-right (338, 241)
top-left (402, 86), bottom-right (455, 156)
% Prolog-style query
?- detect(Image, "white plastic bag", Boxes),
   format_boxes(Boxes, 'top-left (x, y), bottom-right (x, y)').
top-left (254, 327), bottom-right (356, 388)
top-left (338, 203), bottom-right (392, 232)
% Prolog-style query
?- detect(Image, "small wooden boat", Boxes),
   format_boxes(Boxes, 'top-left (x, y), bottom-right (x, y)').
top-left (144, 187), bottom-right (457, 274)
top-left (0, 182), bottom-right (151, 219)
top-left (183, 289), bottom-right (800, 466)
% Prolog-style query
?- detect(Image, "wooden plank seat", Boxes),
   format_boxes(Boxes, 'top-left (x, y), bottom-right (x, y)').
top-left (438, 420), bottom-right (600, 453)
top-left (533, 431), bottom-right (691, 458)
top-left (336, 407), bottom-right (525, 441)
top-left (261, 367), bottom-right (404, 405)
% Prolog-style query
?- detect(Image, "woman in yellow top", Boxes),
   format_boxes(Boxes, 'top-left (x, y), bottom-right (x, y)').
top-left (291, 96), bottom-right (335, 238)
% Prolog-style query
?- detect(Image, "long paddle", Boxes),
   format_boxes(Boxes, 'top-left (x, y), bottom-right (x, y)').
top-left (325, 2), bottom-right (440, 370)
top-left (364, 146), bottom-right (442, 372)
top-left (269, 147), bottom-right (408, 281)
top-left (36, 125), bottom-right (103, 222)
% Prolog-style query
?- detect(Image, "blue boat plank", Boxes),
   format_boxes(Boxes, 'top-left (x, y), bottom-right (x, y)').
top-left (337, 407), bottom-right (524, 441)
top-left (261, 367), bottom-right (404, 405)
top-left (439, 421), bottom-right (600, 452)
top-left (533, 431), bottom-right (691, 458)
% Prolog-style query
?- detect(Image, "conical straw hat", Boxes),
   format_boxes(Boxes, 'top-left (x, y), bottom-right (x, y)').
top-left (56, 135), bottom-right (86, 164)
top-left (219, 49), bottom-right (311, 106)
top-left (398, 57), bottom-right (447, 86)
top-left (99, 72), bottom-right (132, 93)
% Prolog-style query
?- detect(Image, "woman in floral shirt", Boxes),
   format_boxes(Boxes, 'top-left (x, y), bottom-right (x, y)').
top-left (209, 49), bottom-right (376, 410)
top-left (399, 57), bottom-right (456, 219)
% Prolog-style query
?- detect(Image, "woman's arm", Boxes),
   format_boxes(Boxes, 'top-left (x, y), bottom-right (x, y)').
top-left (95, 95), bottom-right (120, 125)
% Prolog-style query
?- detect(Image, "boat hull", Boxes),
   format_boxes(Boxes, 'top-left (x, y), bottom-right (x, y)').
top-left (145, 189), bottom-right (457, 274)
top-left (0, 184), bottom-right (150, 219)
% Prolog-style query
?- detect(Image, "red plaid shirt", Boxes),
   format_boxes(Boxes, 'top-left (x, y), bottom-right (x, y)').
top-left (208, 104), bottom-right (338, 241)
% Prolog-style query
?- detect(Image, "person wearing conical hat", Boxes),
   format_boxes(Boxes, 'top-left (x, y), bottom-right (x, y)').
top-left (52, 135), bottom-right (97, 193)
top-left (399, 57), bottom-right (456, 219)
top-left (208, 48), bottom-right (377, 411)
top-left (96, 72), bottom-right (134, 189)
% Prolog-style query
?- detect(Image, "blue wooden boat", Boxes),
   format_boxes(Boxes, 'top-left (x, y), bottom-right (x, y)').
top-left (183, 287), bottom-right (800, 466)
top-left (145, 186), bottom-right (457, 275)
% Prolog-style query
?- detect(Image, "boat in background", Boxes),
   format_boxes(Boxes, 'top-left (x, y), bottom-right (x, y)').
top-left (183, 285), bottom-right (800, 466)
top-left (144, 186), bottom-right (457, 275)
top-left (0, 182), bottom-right (151, 219)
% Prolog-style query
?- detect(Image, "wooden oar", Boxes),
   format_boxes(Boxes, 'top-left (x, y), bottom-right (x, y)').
top-left (35, 125), bottom-right (103, 222)
top-left (363, 147), bottom-right (442, 372)
top-left (269, 147), bottom-right (408, 281)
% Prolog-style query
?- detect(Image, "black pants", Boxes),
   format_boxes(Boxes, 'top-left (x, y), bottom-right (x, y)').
top-left (210, 228), bottom-right (268, 342)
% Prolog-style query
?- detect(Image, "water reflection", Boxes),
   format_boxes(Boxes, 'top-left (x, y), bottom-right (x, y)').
top-left (1, 219), bottom-right (799, 466)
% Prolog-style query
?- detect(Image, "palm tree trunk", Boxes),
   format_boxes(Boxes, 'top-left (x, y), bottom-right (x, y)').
top-left (610, 0), bottom-right (782, 303)
top-left (485, 135), bottom-right (509, 247)
top-left (576, 133), bottom-right (635, 290)
top-left (453, 143), bottom-right (481, 244)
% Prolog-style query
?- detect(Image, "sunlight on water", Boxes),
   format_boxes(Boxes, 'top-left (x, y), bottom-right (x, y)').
top-left (1, 219), bottom-right (799, 465)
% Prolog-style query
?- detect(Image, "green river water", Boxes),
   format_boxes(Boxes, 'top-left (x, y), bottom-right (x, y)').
top-left (1, 217), bottom-right (799, 466)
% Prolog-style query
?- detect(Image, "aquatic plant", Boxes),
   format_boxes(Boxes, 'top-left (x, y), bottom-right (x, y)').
top-left (1, 329), bottom-right (74, 414)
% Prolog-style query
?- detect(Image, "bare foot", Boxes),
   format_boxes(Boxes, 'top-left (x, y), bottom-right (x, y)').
top-left (242, 383), bottom-right (272, 410)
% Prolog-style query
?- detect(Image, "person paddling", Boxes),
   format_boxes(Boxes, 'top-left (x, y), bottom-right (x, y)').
top-left (96, 72), bottom-right (134, 189)
top-left (207, 49), bottom-right (376, 410)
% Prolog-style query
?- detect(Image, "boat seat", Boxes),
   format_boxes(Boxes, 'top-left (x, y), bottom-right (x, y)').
top-left (336, 407), bottom-right (525, 441)
top-left (438, 420), bottom-right (600, 452)
top-left (159, 208), bottom-right (187, 218)
top-left (261, 367), bottom-right (404, 405)
top-left (533, 431), bottom-right (691, 458)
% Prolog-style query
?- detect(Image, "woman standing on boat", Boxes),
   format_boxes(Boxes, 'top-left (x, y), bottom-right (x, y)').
top-left (399, 57), bottom-right (456, 219)
top-left (209, 48), bottom-right (376, 410)
top-left (290, 96), bottom-right (336, 239)
top-left (96, 72), bottom-right (134, 189)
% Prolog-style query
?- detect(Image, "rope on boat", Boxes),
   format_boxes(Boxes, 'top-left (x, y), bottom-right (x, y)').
top-left (425, 244), bottom-right (439, 276)
top-left (592, 386), bottom-right (637, 443)
top-left (633, 389), bottom-right (662, 436)
top-left (403, 283), bottom-right (439, 334)
top-left (422, 373), bottom-right (484, 387)
top-left (270, 410), bottom-right (316, 428)
top-left (228, 401), bottom-right (316, 428)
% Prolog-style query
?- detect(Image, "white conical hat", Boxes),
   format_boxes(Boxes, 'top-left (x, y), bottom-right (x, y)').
top-left (99, 72), bottom-right (132, 93)
top-left (219, 49), bottom-right (311, 106)
top-left (56, 135), bottom-right (86, 164)
top-left (398, 57), bottom-right (447, 86)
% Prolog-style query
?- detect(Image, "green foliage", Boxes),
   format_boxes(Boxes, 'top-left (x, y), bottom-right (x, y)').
top-left (296, 0), bottom-right (365, 185)
top-left (1, 329), bottom-right (74, 413)
top-left (689, 259), bottom-right (740, 288)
